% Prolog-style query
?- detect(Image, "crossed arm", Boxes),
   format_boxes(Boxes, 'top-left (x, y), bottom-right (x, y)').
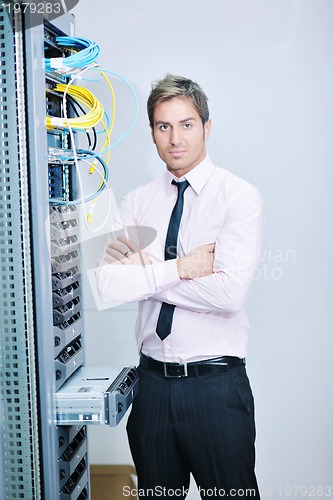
top-left (96, 187), bottom-right (263, 313)
top-left (103, 235), bottom-right (215, 280)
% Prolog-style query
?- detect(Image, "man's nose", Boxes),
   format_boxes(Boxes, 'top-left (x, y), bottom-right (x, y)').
top-left (170, 129), bottom-right (181, 146)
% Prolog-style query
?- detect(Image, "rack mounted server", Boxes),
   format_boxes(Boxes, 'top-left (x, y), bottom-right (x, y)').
top-left (0, 5), bottom-right (138, 499)
top-left (55, 366), bottom-right (139, 427)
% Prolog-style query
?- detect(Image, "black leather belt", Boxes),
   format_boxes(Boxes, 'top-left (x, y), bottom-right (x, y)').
top-left (140, 353), bottom-right (245, 378)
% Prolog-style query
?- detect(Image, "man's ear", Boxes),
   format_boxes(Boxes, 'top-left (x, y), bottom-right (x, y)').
top-left (150, 124), bottom-right (156, 144)
top-left (204, 119), bottom-right (212, 141)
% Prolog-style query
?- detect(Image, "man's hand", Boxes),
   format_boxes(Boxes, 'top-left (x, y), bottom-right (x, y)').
top-left (177, 244), bottom-right (215, 279)
top-left (104, 235), bottom-right (152, 266)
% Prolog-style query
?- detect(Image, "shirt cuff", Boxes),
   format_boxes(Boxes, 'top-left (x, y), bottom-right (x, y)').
top-left (152, 258), bottom-right (181, 291)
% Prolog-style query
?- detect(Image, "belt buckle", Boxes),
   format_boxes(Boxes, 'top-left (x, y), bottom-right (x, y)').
top-left (163, 362), bottom-right (188, 378)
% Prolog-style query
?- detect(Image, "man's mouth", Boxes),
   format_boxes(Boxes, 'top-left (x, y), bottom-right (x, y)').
top-left (169, 150), bottom-right (185, 157)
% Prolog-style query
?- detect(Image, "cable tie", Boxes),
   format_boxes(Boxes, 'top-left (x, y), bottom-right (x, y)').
top-left (89, 161), bottom-right (98, 175)
top-left (49, 57), bottom-right (66, 69)
top-left (55, 66), bottom-right (77, 76)
top-left (87, 200), bottom-right (97, 223)
top-left (49, 117), bottom-right (64, 127)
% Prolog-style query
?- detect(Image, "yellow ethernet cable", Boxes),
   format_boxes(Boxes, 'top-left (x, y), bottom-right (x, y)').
top-left (46, 84), bottom-right (104, 130)
top-left (85, 66), bottom-right (116, 222)
top-left (46, 63), bottom-right (119, 231)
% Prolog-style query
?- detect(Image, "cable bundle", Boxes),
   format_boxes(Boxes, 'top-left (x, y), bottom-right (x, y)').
top-left (46, 84), bottom-right (104, 130)
top-left (45, 43), bottom-right (139, 230)
top-left (45, 36), bottom-right (101, 73)
top-left (49, 150), bottom-right (108, 205)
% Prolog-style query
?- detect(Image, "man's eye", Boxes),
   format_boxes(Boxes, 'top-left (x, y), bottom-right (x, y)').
top-left (183, 123), bottom-right (192, 129)
top-left (160, 125), bottom-right (169, 131)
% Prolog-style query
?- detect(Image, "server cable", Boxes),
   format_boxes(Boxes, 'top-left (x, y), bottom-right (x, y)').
top-left (45, 36), bottom-right (101, 73)
top-left (49, 150), bottom-right (108, 204)
top-left (66, 94), bottom-right (97, 151)
top-left (44, 36), bottom-right (128, 158)
top-left (46, 45), bottom-right (138, 229)
top-left (46, 67), bottom-right (137, 159)
top-left (85, 64), bottom-right (115, 172)
top-left (82, 68), bottom-right (138, 155)
top-left (46, 76), bottom-right (113, 175)
top-left (46, 83), bottom-right (105, 131)
top-left (49, 65), bottom-right (112, 232)
top-left (47, 66), bottom-right (112, 227)
top-left (60, 65), bottom-right (116, 218)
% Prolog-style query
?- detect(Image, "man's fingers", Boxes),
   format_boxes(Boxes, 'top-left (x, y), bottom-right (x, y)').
top-left (193, 243), bottom-right (215, 253)
top-left (106, 241), bottom-right (130, 257)
top-left (190, 243), bottom-right (215, 255)
top-left (104, 254), bottom-right (122, 265)
top-left (117, 235), bottom-right (140, 253)
top-left (104, 239), bottom-right (152, 267)
top-left (105, 244), bottom-right (127, 262)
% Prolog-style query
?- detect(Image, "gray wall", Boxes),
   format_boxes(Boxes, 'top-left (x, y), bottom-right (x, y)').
top-left (72, 1), bottom-right (333, 497)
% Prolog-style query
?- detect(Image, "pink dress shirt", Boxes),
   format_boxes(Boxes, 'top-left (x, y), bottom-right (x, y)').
top-left (97, 155), bottom-right (264, 362)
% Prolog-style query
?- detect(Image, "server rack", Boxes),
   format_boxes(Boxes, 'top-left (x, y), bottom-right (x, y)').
top-left (0, 6), bottom-right (45, 498)
top-left (0, 4), bottom-right (137, 499)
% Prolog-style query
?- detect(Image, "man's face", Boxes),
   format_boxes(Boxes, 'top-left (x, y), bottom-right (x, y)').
top-left (151, 96), bottom-right (211, 178)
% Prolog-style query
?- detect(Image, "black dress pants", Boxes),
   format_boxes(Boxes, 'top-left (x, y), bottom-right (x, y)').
top-left (126, 362), bottom-right (260, 499)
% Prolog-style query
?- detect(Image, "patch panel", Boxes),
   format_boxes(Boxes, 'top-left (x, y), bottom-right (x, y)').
top-left (51, 250), bottom-right (80, 273)
top-left (52, 266), bottom-right (80, 289)
top-left (54, 315), bottom-right (83, 359)
top-left (60, 457), bottom-right (88, 500)
top-left (57, 426), bottom-right (85, 457)
top-left (55, 337), bottom-right (84, 391)
top-left (50, 205), bottom-right (78, 222)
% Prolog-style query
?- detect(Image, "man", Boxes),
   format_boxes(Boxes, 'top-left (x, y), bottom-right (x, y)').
top-left (97, 74), bottom-right (263, 499)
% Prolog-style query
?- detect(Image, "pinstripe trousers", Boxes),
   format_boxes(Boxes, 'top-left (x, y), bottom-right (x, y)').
top-left (126, 363), bottom-right (260, 499)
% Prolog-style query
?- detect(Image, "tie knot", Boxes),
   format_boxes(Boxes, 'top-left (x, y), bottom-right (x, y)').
top-left (172, 179), bottom-right (189, 197)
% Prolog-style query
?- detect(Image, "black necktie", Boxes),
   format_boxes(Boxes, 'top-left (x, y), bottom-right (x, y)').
top-left (156, 179), bottom-right (190, 340)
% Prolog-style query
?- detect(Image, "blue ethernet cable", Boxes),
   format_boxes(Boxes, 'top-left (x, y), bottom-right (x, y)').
top-left (82, 68), bottom-right (139, 155)
top-left (45, 36), bottom-right (101, 73)
top-left (49, 150), bottom-right (108, 205)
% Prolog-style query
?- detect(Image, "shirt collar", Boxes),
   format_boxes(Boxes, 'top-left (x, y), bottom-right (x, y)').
top-left (164, 155), bottom-right (215, 195)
